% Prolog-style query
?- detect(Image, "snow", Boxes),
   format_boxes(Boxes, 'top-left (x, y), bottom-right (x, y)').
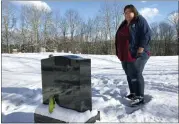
top-left (35, 104), bottom-right (98, 122)
top-left (1, 52), bottom-right (178, 123)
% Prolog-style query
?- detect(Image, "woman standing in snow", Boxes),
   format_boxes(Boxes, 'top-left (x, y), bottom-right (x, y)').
top-left (115, 4), bottom-right (151, 106)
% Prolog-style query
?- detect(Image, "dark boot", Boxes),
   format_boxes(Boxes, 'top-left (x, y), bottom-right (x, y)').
top-left (130, 96), bottom-right (144, 106)
top-left (125, 93), bottom-right (136, 100)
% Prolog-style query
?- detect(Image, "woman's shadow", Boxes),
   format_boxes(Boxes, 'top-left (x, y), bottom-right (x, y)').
top-left (116, 89), bottom-right (153, 115)
top-left (2, 112), bottom-right (34, 123)
top-left (2, 87), bottom-right (42, 123)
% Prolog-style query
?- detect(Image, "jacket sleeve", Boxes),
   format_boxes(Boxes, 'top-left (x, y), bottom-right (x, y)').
top-left (138, 16), bottom-right (151, 48)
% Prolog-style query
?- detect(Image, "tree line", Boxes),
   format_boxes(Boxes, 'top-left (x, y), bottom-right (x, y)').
top-left (1, 2), bottom-right (178, 56)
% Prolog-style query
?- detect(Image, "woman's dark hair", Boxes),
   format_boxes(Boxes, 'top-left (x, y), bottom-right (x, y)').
top-left (124, 4), bottom-right (139, 18)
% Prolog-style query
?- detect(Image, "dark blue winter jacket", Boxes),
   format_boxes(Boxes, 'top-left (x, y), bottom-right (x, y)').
top-left (115, 15), bottom-right (152, 58)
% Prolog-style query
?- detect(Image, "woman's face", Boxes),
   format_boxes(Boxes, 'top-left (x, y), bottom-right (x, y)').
top-left (124, 8), bottom-right (135, 22)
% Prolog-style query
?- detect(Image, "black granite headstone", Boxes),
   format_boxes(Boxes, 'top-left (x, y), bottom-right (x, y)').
top-left (41, 55), bottom-right (92, 112)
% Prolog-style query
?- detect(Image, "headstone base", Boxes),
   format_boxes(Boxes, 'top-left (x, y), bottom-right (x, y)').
top-left (34, 111), bottom-right (100, 123)
top-left (34, 104), bottom-right (100, 123)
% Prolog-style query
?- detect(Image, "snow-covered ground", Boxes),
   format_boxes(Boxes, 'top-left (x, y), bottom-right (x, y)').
top-left (1, 52), bottom-right (178, 122)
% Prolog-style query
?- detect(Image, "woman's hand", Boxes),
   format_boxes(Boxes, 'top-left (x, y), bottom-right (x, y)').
top-left (137, 47), bottom-right (144, 57)
top-left (137, 47), bottom-right (144, 54)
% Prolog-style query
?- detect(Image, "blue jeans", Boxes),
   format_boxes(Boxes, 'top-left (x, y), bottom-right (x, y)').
top-left (121, 51), bottom-right (149, 97)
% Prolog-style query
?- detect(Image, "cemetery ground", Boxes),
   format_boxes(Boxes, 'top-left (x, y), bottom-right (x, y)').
top-left (1, 52), bottom-right (178, 122)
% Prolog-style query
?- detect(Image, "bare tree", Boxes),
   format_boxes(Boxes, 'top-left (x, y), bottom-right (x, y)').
top-left (53, 11), bottom-right (60, 43)
top-left (76, 19), bottom-right (86, 42)
top-left (150, 22), bottom-right (159, 41)
top-left (112, 1), bottom-right (124, 32)
top-left (65, 9), bottom-right (81, 42)
top-left (149, 22), bottom-right (160, 55)
top-left (159, 22), bottom-right (175, 41)
top-left (59, 16), bottom-right (69, 42)
top-left (93, 15), bottom-right (102, 42)
top-left (85, 18), bottom-right (94, 42)
top-left (2, 2), bottom-right (16, 53)
top-left (168, 11), bottom-right (178, 40)
top-left (19, 5), bottom-right (29, 52)
top-left (41, 9), bottom-right (53, 50)
top-left (99, 2), bottom-right (113, 40)
top-left (22, 5), bottom-right (42, 52)
top-left (99, 1), bottom-right (113, 54)
top-left (159, 22), bottom-right (175, 55)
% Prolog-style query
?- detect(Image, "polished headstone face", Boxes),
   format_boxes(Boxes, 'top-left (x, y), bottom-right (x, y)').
top-left (41, 55), bottom-right (92, 112)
